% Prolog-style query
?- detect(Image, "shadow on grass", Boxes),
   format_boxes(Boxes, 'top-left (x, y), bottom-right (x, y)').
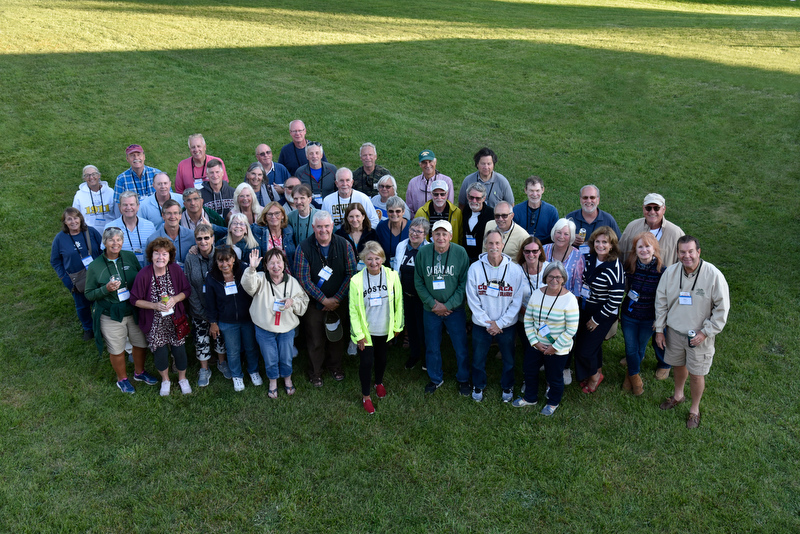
top-left (66, 0), bottom-right (800, 31)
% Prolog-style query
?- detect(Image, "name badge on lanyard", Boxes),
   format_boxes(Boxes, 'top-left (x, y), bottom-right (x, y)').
top-left (486, 282), bottom-right (500, 298)
top-left (313, 194), bottom-right (323, 205)
top-left (117, 287), bottom-right (130, 301)
top-left (134, 249), bottom-right (144, 263)
top-left (224, 281), bottom-right (238, 295)
top-left (538, 324), bottom-right (551, 337)
top-left (579, 244), bottom-right (590, 255)
top-left (679, 291), bottom-right (692, 305)
top-left (432, 277), bottom-right (446, 291)
top-left (465, 235), bottom-right (476, 247)
top-left (369, 295), bottom-right (383, 307)
top-left (627, 289), bottom-right (639, 311)
top-left (580, 285), bottom-right (591, 300)
top-left (194, 178), bottom-right (204, 190)
top-left (317, 265), bottom-right (333, 288)
top-left (81, 256), bottom-right (93, 269)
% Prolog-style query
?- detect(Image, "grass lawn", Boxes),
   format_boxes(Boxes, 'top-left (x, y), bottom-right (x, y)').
top-left (1, 0), bottom-right (799, 532)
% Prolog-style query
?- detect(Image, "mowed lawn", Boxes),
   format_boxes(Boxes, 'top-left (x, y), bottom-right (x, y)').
top-left (1, 0), bottom-right (799, 532)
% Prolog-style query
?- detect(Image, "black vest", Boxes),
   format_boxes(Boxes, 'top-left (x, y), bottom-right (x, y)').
top-left (299, 234), bottom-right (351, 299)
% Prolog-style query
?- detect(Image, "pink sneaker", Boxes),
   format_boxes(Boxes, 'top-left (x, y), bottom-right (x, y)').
top-left (375, 383), bottom-right (387, 398)
top-left (363, 398), bottom-right (375, 414)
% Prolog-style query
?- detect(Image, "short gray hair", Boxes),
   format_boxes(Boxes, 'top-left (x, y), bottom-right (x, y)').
top-left (551, 218), bottom-right (576, 245)
top-left (360, 142), bottom-right (376, 155)
top-left (409, 216), bottom-right (430, 234)
top-left (483, 227), bottom-right (503, 246)
top-left (542, 261), bottom-right (568, 284)
top-left (119, 190), bottom-right (139, 204)
top-left (102, 226), bottom-right (124, 246)
top-left (466, 182), bottom-right (486, 197)
top-left (386, 195), bottom-right (405, 211)
top-left (580, 184), bottom-right (599, 198)
top-left (312, 210), bottom-right (333, 226)
top-left (377, 175), bottom-right (397, 189)
top-left (182, 187), bottom-right (200, 200)
top-left (188, 133), bottom-right (205, 147)
top-left (305, 142), bottom-right (323, 156)
top-left (82, 165), bottom-right (99, 177)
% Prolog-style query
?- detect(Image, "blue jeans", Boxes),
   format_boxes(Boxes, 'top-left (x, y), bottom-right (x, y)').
top-left (422, 307), bottom-right (470, 384)
top-left (471, 324), bottom-right (516, 390)
top-left (72, 290), bottom-right (93, 331)
top-left (620, 314), bottom-right (670, 373)
top-left (255, 327), bottom-right (295, 379)
top-left (522, 345), bottom-right (567, 406)
top-left (218, 321), bottom-right (260, 379)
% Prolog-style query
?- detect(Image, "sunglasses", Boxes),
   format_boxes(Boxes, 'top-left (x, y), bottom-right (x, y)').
top-left (644, 205), bottom-right (661, 212)
top-left (196, 236), bottom-right (212, 241)
top-left (468, 195), bottom-right (484, 201)
top-left (494, 213), bottom-right (511, 219)
top-left (523, 248), bottom-right (540, 254)
top-left (432, 192), bottom-right (447, 197)
top-left (257, 151), bottom-right (272, 156)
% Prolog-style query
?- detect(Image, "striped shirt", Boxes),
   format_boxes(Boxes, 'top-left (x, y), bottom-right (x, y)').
top-left (582, 255), bottom-right (625, 322)
top-left (524, 289), bottom-right (579, 354)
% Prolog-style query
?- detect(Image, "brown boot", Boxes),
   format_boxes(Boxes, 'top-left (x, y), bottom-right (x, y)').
top-left (630, 374), bottom-right (644, 396)
top-left (622, 374), bottom-right (632, 391)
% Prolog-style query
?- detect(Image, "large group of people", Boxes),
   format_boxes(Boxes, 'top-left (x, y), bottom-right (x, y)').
top-left (52, 121), bottom-right (730, 427)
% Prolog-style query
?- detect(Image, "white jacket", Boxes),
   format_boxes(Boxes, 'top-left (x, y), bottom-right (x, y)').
top-left (72, 181), bottom-right (119, 232)
top-left (321, 190), bottom-right (380, 230)
top-left (466, 252), bottom-right (525, 329)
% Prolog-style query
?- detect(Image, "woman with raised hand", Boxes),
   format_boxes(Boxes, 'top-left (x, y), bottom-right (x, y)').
top-left (620, 231), bottom-right (665, 396)
top-left (51, 207), bottom-right (103, 341)
top-left (515, 262), bottom-right (579, 416)
top-left (349, 241), bottom-right (404, 414)
top-left (85, 227), bottom-right (157, 394)
top-left (243, 248), bottom-right (308, 399)
top-left (228, 182), bottom-right (263, 225)
top-left (575, 226), bottom-right (626, 394)
top-left (252, 201), bottom-right (296, 269)
top-left (131, 237), bottom-right (193, 397)
top-left (205, 246), bottom-right (261, 393)
top-left (220, 212), bottom-right (260, 269)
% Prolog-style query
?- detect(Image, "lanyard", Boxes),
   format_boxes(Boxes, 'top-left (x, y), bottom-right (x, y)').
top-left (105, 254), bottom-right (128, 289)
top-left (130, 170), bottom-right (144, 199)
top-left (298, 215), bottom-right (311, 245)
top-left (480, 260), bottom-right (508, 286)
top-left (68, 232), bottom-right (89, 258)
top-left (526, 204), bottom-right (541, 234)
top-left (538, 289), bottom-right (560, 325)
top-left (367, 268), bottom-right (384, 293)
top-left (336, 194), bottom-right (352, 220)
top-left (500, 222), bottom-right (515, 252)
top-left (89, 188), bottom-right (105, 216)
top-left (269, 275), bottom-right (288, 300)
top-left (192, 157), bottom-right (208, 181)
top-left (420, 172), bottom-right (438, 204)
top-left (482, 176), bottom-right (495, 201)
top-left (525, 263), bottom-right (541, 292)
top-left (124, 218), bottom-right (143, 250)
top-left (431, 247), bottom-right (451, 276)
top-left (315, 240), bottom-right (329, 267)
top-left (268, 228), bottom-right (282, 250)
top-left (680, 260), bottom-right (703, 292)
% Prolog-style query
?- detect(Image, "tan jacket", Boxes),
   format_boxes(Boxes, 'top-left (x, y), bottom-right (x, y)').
top-left (242, 268), bottom-right (309, 333)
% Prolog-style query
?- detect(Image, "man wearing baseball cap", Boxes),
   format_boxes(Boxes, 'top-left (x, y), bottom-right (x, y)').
top-left (414, 179), bottom-right (463, 245)
top-left (405, 150), bottom-right (454, 214)
top-left (413, 220), bottom-right (471, 396)
top-left (114, 144), bottom-right (162, 205)
top-left (619, 193), bottom-right (685, 266)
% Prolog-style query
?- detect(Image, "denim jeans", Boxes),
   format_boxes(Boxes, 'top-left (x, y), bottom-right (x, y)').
top-left (218, 321), bottom-right (260, 379)
top-left (72, 290), bottom-right (93, 331)
top-left (255, 327), bottom-right (295, 379)
top-left (620, 314), bottom-right (670, 373)
top-left (471, 324), bottom-right (516, 390)
top-left (422, 306), bottom-right (470, 384)
top-left (522, 345), bottom-right (567, 406)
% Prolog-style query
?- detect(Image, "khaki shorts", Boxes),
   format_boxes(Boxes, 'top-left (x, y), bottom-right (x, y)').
top-left (100, 314), bottom-right (148, 355)
top-left (663, 326), bottom-right (715, 376)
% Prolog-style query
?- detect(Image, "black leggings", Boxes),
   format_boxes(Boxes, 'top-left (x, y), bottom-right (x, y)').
top-left (359, 336), bottom-right (388, 396)
top-left (153, 344), bottom-right (188, 373)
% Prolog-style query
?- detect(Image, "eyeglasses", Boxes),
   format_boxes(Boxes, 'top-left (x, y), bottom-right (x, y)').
top-left (468, 195), bottom-right (484, 201)
top-left (379, 185), bottom-right (393, 189)
top-left (83, 172), bottom-right (101, 178)
top-left (196, 236), bottom-right (212, 241)
top-left (266, 212), bottom-right (283, 219)
top-left (432, 192), bottom-right (447, 197)
top-left (257, 151), bottom-right (272, 156)
top-left (644, 205), bottom-right (661, 212)
top-left (290, 129), bottom-right (305, 134)
top-left (409, 229), bottom-right (425, 236)
top-left (523, 248), bottom-right (540, 254)
top-left (387, 209), bottom-right (403, 215)
top-left (581, 196), bottom-right (598, 201)
top-left (547, 275), bottom-right (564, 281)
top-left (494, 213), bottom-right (511, 219)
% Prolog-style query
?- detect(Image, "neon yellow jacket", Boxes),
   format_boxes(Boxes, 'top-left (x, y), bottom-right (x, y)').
top-left (348, 266), bottom-right (404, 345)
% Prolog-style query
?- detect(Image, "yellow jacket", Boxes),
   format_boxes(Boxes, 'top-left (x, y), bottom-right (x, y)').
top-left (348, 266), bottom-right (404, 345)
top-left (415, 200), bottom-right (463, 246)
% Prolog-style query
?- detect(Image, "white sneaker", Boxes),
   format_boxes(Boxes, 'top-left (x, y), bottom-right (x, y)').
top-left (563, 368), bottom-right (572, 385)
top-left (250, 372), bottom-right (263, 386)
top-left (178, 378), bottom-right (192, 395)
top-left (233, 377), bottom-right (245, 392)
top-left (347, 341), bottom-right (357, 356)
top-left (159, 381), bottom-right (171, 397)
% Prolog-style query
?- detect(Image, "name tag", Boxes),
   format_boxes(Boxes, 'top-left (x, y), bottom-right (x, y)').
top-left (202, 284), bottom-right (206, 293)
top-left (134, 249), bottom-right (144, 263)
top-left (369, 295), bottom-right (383, 307)
top-left (194, 179), bottom-right (204, 190)
top-left (579, 244), bottom-right (590, 255)
top-left (117, 287), bottom-right (130, 301)
top-left (486, 282), bottom-right (500, 298)
top-left (580, 285), bottom-right (591, 299)
top-left (466, 235), bottom-right (476, 247)
top-left (81, 256), bottom-right (93, 269)
top-left (538, 324), bottom-right (551, 337)
top-left (679, 291), bottom-right (692, 305)
top-left (628, 289), bottom-right (640, 302)
top-left (313, 194), bottom-right (322, 205)
top-left (319, 265), bottom-right (333, 281)
top-left (161, 308), bottom-right (174, 316)
top-left (224, 281), bottom-right (238, 295)
top-left (95, 216), bottom-right (106, 223)
top-left (432, 278), bottom-right (446, 291)
top-left (273, 300), bottom-right (285, 312)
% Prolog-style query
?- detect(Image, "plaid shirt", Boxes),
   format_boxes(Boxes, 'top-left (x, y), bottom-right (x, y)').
top-left (293, 238), bottom-right (357, 304)
top-left (113, 166), bottom-right (162, 204)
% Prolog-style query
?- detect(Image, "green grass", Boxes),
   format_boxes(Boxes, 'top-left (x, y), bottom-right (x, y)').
top-left (1, 0), bottom-right (799, 532)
